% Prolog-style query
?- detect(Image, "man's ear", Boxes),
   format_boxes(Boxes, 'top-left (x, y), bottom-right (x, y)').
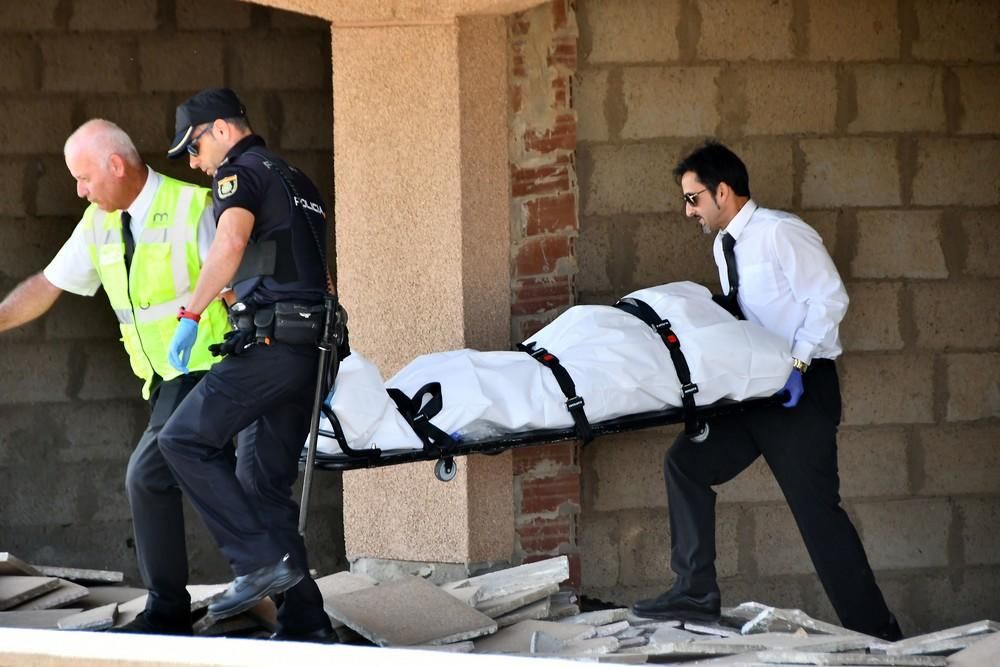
top-left (108, 154), bottom-right (126, 178)
top-left (715, 181), bottom-right (730, 201)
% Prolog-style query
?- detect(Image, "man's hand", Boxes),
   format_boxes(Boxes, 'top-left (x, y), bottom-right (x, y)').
top-left (168, 318), bottom-right (199, 373)
top-left (780, 369), bottom-right (804, 408)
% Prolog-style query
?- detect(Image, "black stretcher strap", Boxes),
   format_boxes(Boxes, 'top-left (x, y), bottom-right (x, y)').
top-left (319, 403), bottom-right (381, 459)
top-left (614, 297), bottom-right (701, 437)
top-left (386, 382), bottom-right (458, 456)
top-left (517, 342), bottom-right (594, 444)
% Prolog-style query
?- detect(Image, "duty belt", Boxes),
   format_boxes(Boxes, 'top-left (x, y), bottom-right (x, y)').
top-left (213, 300), bottom-right (325, 356)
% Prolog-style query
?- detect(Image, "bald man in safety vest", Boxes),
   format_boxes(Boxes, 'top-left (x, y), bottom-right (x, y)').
top-left (0, 119), bottom-right (229, 635)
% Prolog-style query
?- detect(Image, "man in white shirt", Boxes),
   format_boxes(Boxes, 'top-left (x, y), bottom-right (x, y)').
top-left (631, 141), bottom-right (903, 641)
top-left (0, 119), bottom-right (224, 635)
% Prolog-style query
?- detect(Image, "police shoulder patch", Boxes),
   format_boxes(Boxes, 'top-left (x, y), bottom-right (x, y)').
top-left (217, 174), bottom-right (238, 199)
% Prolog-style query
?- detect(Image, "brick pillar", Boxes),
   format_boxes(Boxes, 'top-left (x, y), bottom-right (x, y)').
top-left (508, 0), bottom-right (582, 588)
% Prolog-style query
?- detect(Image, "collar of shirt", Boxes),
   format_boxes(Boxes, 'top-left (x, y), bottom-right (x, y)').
top-left (125, 167), bottom-right (162, 224)
top-left (219, 134), bottom-right (267, 169)
top-left (720, 198), bottom-right (757, 242)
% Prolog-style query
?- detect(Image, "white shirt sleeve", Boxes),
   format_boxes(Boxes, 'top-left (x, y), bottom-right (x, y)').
top-left (196, 200), bottom-right (217, 264)
top-left (42, 221), bottom-right (102, 297)
top-left (773, 221), bottom-right (849, 363)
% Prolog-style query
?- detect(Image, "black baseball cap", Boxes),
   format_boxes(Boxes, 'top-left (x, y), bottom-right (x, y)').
top-left (167, 88), bottom-right (246, 159)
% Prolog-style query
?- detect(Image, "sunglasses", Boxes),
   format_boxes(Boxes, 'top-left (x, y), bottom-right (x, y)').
top-left (186, 124), bottom-right (213, 157)
top-left (682, 189), bottom-right (708, 206)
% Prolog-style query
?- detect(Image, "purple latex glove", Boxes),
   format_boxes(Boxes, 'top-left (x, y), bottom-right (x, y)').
top-left (780, 369), bottom-right (804, 408)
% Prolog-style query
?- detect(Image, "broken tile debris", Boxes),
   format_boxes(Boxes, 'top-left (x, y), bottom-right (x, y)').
top-left (0, 553), bottom-right (41, 577)
top-left (57, 602), bottom-right (118, 631)
top-left (0, 609), bottom-right (84, 629)
top-left (881, 620), bottom-right (1000, 656)
top-left (560, 607), bottom-right (629, 626)
top-left (325, 575), bottom-right (497, 647)
top-left (0, 549), bottom-right (995, 667)
top-left (474, 619), bottom-right (595, 654)
top-left (947, 631), bottom-right (1000, 667)
top-left (31, 564), bottom-right (124, 584)
top-left (11, 578), bottom-right (89, 611)
top-left (478, 582), bottom-right (561, 618)
top-left (756, 651), bottom-right (947, 666)
top-left (0, 577), bottom-right (61, 611)
top-left (495, 595), bottom-right (551, 627)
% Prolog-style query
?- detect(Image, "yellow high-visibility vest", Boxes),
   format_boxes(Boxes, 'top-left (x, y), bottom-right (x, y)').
top-left (83, 176), bottom-right (229, 399)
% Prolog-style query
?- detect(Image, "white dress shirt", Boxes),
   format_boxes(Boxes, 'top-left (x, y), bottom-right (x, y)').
top-left (44, 167), bottom-right (216, 296)
top-left (715, 200), bottom-right (848, 363)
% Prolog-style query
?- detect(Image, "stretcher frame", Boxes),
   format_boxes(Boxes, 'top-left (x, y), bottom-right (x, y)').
top-left (303, 393), bottom-right (784, 481)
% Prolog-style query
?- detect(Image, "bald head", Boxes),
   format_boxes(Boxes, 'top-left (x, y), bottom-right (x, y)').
top-left (64, 119), bottom-right (147, 212)
top-left (64, 119), bottom-right (142, 169)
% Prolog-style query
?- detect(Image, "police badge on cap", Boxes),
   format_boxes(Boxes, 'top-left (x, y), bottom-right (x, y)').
top-left (168, 88), bottom-right (246, 159)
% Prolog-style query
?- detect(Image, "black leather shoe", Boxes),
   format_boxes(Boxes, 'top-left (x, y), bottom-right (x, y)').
top-left (208, 555), bottom-right (304, 621)
top-left (107, 611), bottom-right (193, 636)
top-left (631, 587), bottom-right (721, 622)
top-left (269, 626), bottom-right (338, 644)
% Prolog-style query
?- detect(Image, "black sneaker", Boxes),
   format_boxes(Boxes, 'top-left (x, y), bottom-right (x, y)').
top-left (631, 587), bottom-right (721, 622)
top-left (207, 555), bottom-right (304, 621)
top-left (269, 626), bottom-right (338, 644)
top-left (107, 611), bottom-right (193, 636)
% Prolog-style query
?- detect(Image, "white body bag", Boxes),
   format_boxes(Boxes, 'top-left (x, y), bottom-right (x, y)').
top-left (317, 282), bottom-right (792, 454)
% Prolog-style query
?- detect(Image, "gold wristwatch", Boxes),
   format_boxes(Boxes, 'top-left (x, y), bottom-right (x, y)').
top-left (791, 358), bottom-right (809, 374)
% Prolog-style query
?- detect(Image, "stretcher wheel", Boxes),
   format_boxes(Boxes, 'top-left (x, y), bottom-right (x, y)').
top-left (435, 458), bottom-right (458, 482)
top-left (689, 423), bottom-right (710, 443)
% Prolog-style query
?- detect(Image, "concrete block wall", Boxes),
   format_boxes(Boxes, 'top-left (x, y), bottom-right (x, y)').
top-left (573, 0), bottom-right (1000, 633)
top-left (0, 0), bottom-right (344, 583)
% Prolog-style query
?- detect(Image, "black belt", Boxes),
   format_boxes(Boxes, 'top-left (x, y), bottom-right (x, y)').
top-left (517, 341), bottom-right (593, 444)
top-left (614, 297), bottom-right (701, 437)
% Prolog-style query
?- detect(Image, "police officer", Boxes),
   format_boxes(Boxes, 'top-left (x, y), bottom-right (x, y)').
top-left (0, 119), bottom-right (229, 635)
top-left (158, 88), bottom-right (334, 642)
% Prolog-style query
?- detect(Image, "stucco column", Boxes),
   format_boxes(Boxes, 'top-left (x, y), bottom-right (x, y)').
top-left (333, 16), bottom-right (515, 569)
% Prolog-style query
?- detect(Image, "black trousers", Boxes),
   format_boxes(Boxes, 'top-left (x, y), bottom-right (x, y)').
top-left (664, 360), bottom-right (894, 635)
top-left (158, 342), bottom-right (331, 633)
top-left (125, 372), bottom-right (212, 623)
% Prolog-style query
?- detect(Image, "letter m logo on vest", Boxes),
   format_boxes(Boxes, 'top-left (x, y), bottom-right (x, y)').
top-left (82, 176), bottom-right (229, 399)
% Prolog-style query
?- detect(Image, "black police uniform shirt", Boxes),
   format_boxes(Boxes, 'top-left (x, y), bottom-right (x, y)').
top-left (212, 135), bottom-right (328, 307)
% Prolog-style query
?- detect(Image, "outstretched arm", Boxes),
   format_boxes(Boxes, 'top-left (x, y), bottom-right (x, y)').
top-left (0, 272), bottom-right (63, 334)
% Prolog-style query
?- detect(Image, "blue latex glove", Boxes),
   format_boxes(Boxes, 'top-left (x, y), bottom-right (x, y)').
top-left (168, 318), bottom-right (199, 373)
top-left (780, 369), bottom-right (804, 408)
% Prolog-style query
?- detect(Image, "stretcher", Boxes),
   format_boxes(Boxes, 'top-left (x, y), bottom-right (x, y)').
top-left (307, 391), bottom-right (782, 482)
top-left (296, 283), bottom-right (792, 532)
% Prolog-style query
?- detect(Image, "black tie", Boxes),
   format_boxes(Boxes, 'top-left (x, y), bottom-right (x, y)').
top-left (121, 211), bottom-right (135, 272)
top-left (722, 232), bottom-right (738, 297)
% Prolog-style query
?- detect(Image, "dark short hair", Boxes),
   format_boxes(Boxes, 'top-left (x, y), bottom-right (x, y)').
top-left (224, 116), bottom-right (252, 133)
top-left (673, 141), bottom-right (751, 197)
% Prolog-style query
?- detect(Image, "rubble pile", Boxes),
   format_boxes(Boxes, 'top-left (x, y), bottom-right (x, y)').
top-left (2, 552), bottom-right (997, 665)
